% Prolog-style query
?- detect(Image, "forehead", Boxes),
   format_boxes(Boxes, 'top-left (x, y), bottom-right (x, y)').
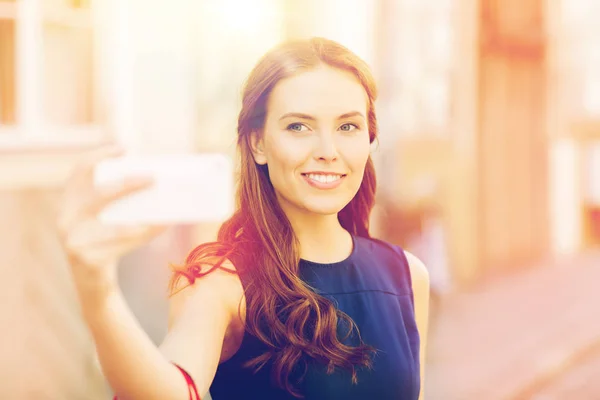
top-left (266, 66), bottom-right (368, 118)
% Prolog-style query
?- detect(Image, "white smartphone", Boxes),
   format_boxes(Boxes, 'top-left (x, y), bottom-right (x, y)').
top-left (93, 153), bottom-right (235, 225)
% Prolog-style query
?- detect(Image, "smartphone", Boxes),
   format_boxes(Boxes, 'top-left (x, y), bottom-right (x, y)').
top-left (93, 153), bottom-right (235, 225)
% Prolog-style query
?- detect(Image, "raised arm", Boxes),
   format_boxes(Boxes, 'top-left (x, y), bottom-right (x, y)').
top-left (85, 263), bottom-right (243, 400)
top-left (56, 145), bottom-right (243, 399)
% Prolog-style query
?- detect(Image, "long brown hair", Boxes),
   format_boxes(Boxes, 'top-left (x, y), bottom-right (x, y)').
top-left (170, 37), bottom-right (379, 397)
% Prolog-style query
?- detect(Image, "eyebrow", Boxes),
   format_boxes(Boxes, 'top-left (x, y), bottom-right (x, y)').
top-left (278, 111), bottom-right (366, 121)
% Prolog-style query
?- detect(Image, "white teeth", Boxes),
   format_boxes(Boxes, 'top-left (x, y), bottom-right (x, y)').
top-left (307, 174), bottom-right (342, 183)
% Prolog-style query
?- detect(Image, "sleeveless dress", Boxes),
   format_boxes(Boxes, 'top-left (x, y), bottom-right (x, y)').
top-left (209, 235), bottom-right (421, 399)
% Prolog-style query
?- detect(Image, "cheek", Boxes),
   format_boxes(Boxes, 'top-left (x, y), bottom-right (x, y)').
top-left (343, 136), bottom-right (371, 171)
top-left (265, 135), bottom-right (309, 176)
top-left (267, 129), bottom-right (313, 158)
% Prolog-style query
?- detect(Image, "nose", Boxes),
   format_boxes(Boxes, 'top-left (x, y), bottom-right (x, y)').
top-left (313, 132), bottom-right (338, 162)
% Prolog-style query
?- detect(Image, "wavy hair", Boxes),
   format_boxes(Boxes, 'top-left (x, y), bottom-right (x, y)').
top-left (170, 37), bottom-right (379, 397)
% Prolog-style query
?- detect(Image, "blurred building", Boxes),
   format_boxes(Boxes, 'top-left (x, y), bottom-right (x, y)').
top-left (1, 0), bottom-right (600, 398)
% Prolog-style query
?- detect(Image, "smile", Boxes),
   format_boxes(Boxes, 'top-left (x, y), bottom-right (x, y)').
top-left (301, 173), bottom-right (347, 189)
top-left (306, 173), bottom-right (342, 183)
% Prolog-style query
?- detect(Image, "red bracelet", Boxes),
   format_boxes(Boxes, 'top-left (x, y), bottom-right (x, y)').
top-left (174, 362), bottom-right (201, 400)
top-left (112, 362), bottom-right (201, 400)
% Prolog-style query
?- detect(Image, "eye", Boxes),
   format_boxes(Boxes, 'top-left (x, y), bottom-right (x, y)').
top-left (339, 123), bottom-right (359, 132)
top-left (287, 123), bottom-right (309, 132)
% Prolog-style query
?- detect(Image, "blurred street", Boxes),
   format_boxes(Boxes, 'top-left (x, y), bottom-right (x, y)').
top-left (526, 341), bottom-right (600, 400)
top-left (426, 250), bottom-right (600, 400)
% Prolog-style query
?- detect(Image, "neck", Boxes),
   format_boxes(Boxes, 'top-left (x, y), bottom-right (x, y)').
top-left (283, 207), bottom-right (354, 264)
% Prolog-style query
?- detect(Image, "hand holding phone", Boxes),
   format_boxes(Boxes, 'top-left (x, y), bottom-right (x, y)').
top-left (57, 145), bottom-right (171, 296)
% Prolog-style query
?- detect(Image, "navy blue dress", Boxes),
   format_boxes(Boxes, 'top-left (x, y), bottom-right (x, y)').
top-left (209, 235), bottom-right (421, 399)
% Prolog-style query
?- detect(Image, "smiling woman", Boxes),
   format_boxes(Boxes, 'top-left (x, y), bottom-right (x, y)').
top-left (60, 37), bottom-right (429, 400)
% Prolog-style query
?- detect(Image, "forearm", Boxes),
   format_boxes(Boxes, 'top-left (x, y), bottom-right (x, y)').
top-left (83, 286), bottom-right (190, 400)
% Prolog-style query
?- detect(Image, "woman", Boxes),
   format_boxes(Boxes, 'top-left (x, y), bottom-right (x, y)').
top-left (58, 37), bottom-right (429, 400)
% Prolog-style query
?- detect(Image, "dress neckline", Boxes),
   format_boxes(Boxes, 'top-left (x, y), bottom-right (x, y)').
top-left (299, 234), bottom-right (357, 268)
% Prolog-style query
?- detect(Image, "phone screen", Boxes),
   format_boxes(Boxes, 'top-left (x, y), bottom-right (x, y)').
top-left (94, 153), bottom-right (235, 225)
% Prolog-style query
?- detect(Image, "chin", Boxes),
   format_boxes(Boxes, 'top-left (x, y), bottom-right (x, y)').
top-left (275, 188), bottom-right (355, 217)
top-left (301, 198), bottom-right (350, 216)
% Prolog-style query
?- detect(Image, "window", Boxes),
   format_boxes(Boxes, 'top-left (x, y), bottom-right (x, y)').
top-left (0, 1), bottom-right (16, 125)
top-left (550, 0), bottom-right (600, 248)
top-left (558, 0), bottom-right (600, 118)
top-left (0, 0), bottom-right (103, 149)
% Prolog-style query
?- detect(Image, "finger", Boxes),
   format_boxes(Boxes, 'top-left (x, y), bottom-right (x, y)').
top-left (68, 144), bottom-right (126, 187)
top-left (59, 175), bottom-right (155, 240)
top-left (85, 176), bottom-right (156, 217)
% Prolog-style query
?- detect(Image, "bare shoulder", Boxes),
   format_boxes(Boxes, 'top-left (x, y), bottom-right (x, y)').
top-left (160, 259), bottom-right (247, 388)
top-left (168, 258), bottom-right (246, 331)
top-left (403, 250), bottom-right (430, 296)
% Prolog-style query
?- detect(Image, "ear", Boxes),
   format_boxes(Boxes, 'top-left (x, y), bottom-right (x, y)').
top-left (250, 131), bottom-right (268, 165)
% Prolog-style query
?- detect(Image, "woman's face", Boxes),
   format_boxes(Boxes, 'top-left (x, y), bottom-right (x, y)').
top-left (252, 65), bottom-right (371, 217)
